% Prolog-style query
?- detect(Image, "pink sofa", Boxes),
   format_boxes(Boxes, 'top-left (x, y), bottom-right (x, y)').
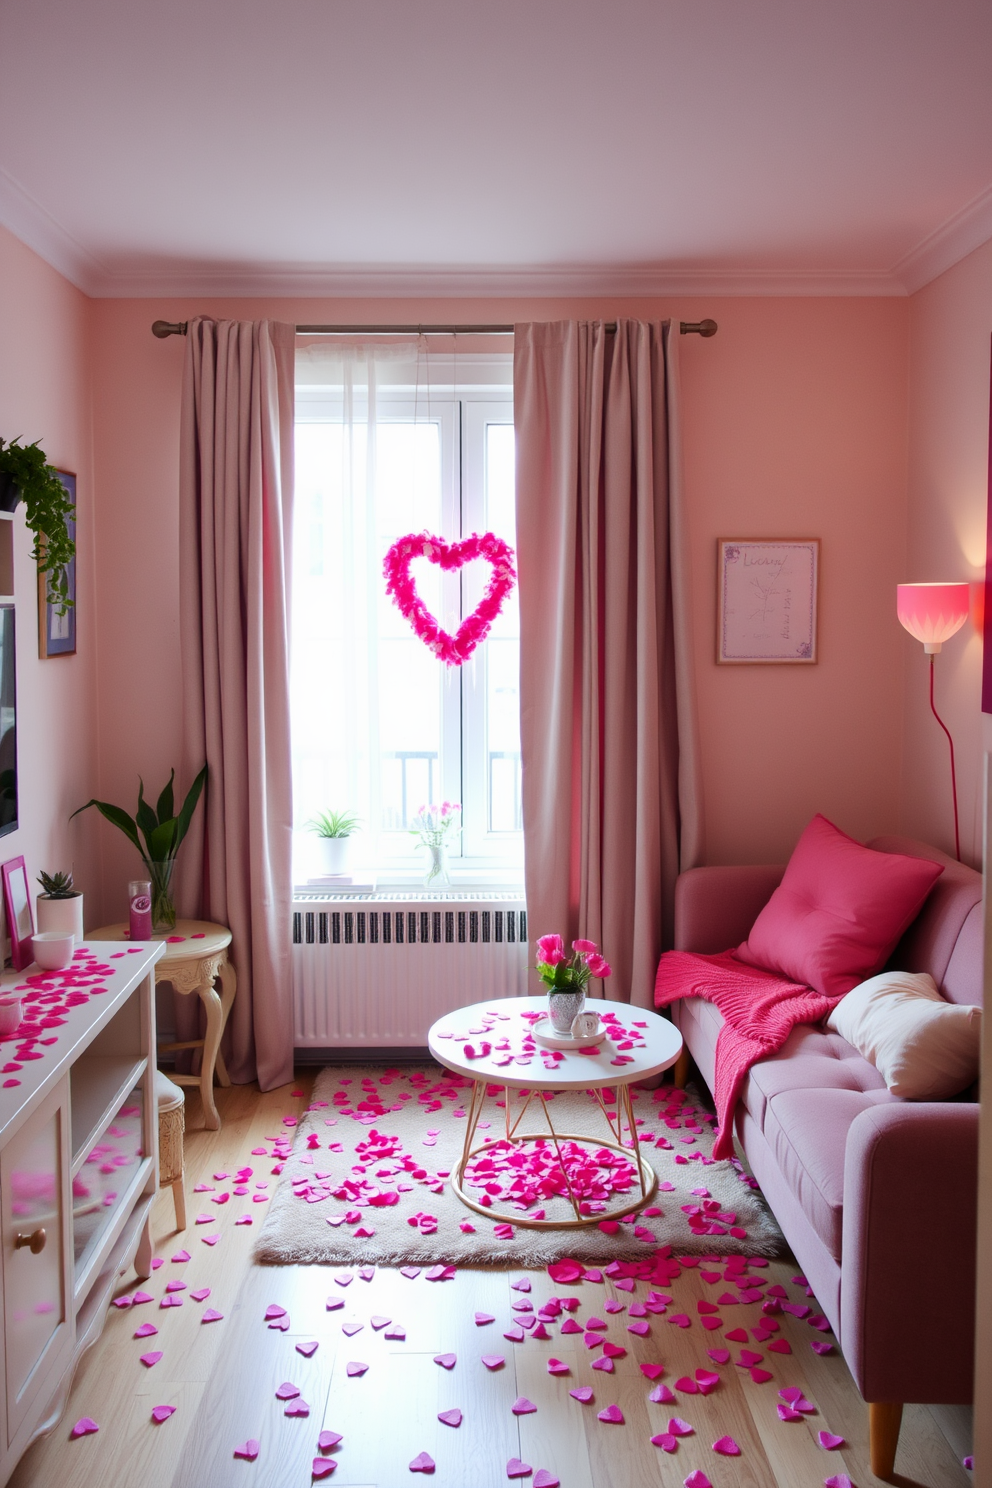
top-left (667, 835), bottom-right (979, 1480)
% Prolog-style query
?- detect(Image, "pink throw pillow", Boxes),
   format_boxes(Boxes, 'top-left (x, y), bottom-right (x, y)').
top-left (735, 815), bottom-right (943, 999)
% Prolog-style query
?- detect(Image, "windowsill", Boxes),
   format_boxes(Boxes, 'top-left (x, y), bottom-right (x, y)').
top-left (294, 868), bottom-right (525, 900)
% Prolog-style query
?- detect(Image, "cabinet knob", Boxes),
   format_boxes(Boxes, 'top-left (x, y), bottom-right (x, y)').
top-left (14, 1227), bottom-right (46, 1254)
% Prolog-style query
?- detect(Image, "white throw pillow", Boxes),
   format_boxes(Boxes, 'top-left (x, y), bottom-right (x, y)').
top-left (826, 970), bottom-right (981, 1099)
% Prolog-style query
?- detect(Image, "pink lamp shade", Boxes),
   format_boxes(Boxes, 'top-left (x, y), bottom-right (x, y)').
top-left (896, 582), bottom-right (970, 653)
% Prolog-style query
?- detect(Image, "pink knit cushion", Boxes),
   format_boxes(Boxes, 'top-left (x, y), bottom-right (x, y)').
top-left (736, 815), bottom-right (943, 999)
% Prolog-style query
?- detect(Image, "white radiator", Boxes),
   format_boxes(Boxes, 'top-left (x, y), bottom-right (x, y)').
top-left (292, 894), bottom-right (528, 1048)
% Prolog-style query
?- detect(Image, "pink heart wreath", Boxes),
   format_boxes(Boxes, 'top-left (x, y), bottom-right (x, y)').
top-left (383, 531), bottom-right (517, 667)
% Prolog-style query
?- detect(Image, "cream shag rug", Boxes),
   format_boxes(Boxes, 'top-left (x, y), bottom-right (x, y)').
top-left (254, 1065), bottom-right (782, 1268)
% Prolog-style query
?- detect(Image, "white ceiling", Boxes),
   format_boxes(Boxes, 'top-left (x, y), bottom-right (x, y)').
top-left (0, 0), bottom-right (990, 297)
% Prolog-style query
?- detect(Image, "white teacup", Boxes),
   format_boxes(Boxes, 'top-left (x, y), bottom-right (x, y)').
top-left (31, 931), bottom-right (75, 971)
top-left (570, 1011), bottom-right (601, 1039)
top-left (0, 997), bottom-right (21, 1035)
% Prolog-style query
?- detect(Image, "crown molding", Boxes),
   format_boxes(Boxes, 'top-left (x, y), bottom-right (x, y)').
top-left (0, 165), bottom-right (106, 294)
top-left (893, 182), bottom-right (992, 293)
top-left (82, 262), bottom-right (907, 299)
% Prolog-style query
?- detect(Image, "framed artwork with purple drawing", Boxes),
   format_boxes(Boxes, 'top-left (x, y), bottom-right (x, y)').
top-left (717, 539), bottom-right (819, 664)
top-left (37, 469), bottom-right (76, 659)
top-left (1, 856), bottom-right (33, 971)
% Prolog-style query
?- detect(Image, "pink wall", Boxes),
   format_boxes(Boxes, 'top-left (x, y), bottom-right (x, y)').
top-left (0, 224), bottom-right (100, 928)
top-left (87, 293), bottom-right (911, 916)
top-left (901, 238), bottom-right (992, 865)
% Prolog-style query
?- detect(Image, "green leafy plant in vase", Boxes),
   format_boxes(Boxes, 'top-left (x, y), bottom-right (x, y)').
top-left (72, 766), bottom-right (207, 931)
top-left (0, 437), bottom-right (76, 615)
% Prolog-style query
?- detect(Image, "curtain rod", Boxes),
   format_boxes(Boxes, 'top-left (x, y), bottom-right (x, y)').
top-left (151, 318), bottom-right (718, 339)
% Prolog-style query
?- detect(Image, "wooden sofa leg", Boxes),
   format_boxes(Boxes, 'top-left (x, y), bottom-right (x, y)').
top-left (673, 1049), bottom-right (691, 1088)
top-left (868, 1401), bottom-right (903, 1480)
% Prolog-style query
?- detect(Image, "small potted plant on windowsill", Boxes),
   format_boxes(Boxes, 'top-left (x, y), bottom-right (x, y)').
top-left (36, 869), bottom-right (84, 939)
top-left (307, 809), bottom-right (361, 876)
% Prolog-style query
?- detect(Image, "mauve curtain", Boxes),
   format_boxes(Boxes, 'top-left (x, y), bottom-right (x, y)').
top-left (176, 317), bottom-right (295, 1090)
top-left (513, 320), bottom-right (702, 1009)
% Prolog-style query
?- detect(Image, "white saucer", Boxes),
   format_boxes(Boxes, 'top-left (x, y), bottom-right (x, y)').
top-left (531, 1014), bottom-right (611, 1050)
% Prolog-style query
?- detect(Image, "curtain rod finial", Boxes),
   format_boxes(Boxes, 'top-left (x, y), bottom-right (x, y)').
top-left (679, 318), bottom-right (718, 338)
top-left (151, 320), bottom-right (187, 338)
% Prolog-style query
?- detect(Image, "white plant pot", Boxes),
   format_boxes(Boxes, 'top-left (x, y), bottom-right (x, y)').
top-left (317, 837), bottom-right (352, 875)
top-left (36, 894), bottom-right (84, 939)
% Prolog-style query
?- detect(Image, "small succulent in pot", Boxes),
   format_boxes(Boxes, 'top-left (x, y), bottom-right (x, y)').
top-left (307, 808), bottom-right (361, 875)
top-left (37, 869), bottom-right (80, 899)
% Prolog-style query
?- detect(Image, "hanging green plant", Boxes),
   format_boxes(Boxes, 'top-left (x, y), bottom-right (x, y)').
top-left (0, 437), bottom-right (76, 615)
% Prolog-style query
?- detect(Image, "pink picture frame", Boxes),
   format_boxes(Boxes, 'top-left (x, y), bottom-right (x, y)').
top-left (2, 856), bottom-right (34, 971)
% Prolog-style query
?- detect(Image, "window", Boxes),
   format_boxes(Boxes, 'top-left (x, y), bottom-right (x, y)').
top-left (291, 344), bottom-right (521, 884)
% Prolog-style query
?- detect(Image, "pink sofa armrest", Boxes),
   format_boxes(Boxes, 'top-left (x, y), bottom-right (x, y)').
top-left (674, 865), bottom-right (785, 953)
top-left (841, 1102), bottom-right (977, 1404)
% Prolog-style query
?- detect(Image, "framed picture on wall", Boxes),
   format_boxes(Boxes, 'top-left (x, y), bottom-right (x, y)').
top-left (717, 538), bottom-right (819, 664)
top-left (37, 469), bottom-right (76, 659)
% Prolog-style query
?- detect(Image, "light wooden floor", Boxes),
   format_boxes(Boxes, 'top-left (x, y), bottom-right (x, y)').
top-left (10, 1072), bottom-right (971, 1488)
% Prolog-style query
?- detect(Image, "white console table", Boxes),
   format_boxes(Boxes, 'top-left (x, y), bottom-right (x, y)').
top-left (0, 941), bottom-right (162, 1484)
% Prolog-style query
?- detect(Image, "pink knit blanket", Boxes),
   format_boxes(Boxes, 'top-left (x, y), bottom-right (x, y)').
top-left (654, 949), bottom-right (839, 1159)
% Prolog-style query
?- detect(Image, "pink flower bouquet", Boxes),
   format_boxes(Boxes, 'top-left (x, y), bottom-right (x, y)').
top-left (535, 934), bottom-right (612, 992)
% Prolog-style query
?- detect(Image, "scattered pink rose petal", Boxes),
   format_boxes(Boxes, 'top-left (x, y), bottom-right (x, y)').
top-left (234, 1440), bottom-right (260, 1460)
top-left (512, 1397), bottom-right (537, 1414)
top-left (140, 1351), bottom-right (163, 1367)
top-left (434, 1353), bottom-right (457, 1370)
top-left (296, 1341), bottom-right (319, 1357)
top-left (202, 1309), bottom-right (224, 1323)
top-left (650, 1384), bottom-right (677, 1404)
top-left (438, 1408), bottom-right (463, 1427)
top-left (668, 1417), bottom-right (694, 1437)
top-left (134, 1323), bottom-right (158, 1338)
top-left (346, 1361), bottom-right (368, 1376)
top-left (712, 1435), bottom-right (740, 1455)
top-left (506, 1458), bottom-right (531, 1479)
top-left (409, 1451), bottom-right (435, 1473)
top-left (533, 1473), bottom-right (559, 1488)
top-left (264, 1305), bottom-right (286, 1320)
top-left (275, 1382), bottom-right (300, 1400)
top-left (474, 1312), bottom-right (495, 1325)
top-left (190, 1288), bottom-right (211, 1302)
top-left (639, 1363), bottom-right (665, 1380)
top-left (569, 1386), bottom-right (593, 1402)
top-left (546, 1358), bottom-right (570, 1375)
top-left (597, 1404), bottom-right (624, 1424)
top-left (683, 1473), bottom-right (712, 1488)
top-left (285, 1399), bottom-right (310, 1417)
top-left (71, 1417), bottom-right (100, 1438)
top-left (824, 1477), bottom-right (854, 1488)
top-left (651, 1433), bottom-right (678, 1452)
top-left (151, 1405), bottom-right (175, 1423)
top-left (481, 1354), bottom-right (505, 1370)
top-left (817, 1431), bottom-right (845, 1451)
top-left (311, 1458), bottom-right (336, 1479)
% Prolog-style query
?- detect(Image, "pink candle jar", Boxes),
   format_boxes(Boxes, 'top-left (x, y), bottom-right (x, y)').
top-left (129, 880), bottom-right (152, 940)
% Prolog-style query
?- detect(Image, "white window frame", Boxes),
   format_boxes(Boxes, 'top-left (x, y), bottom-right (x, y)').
top-left (292, 357), bottom-right (521, 888)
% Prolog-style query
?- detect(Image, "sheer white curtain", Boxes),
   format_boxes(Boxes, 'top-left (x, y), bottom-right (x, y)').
top-left (292, 340), bottom-right (452, 879)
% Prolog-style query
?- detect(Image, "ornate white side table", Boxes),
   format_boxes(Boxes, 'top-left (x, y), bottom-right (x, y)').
top-left (87, 919), bottom-right (236, 1130)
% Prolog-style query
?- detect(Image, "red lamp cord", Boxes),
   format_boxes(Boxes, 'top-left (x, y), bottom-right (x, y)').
top-left (928, 655), bottom-right (961, 861)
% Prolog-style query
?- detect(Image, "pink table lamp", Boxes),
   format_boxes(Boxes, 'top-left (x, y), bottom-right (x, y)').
top-left (896, 581), bottom-right (969, 859)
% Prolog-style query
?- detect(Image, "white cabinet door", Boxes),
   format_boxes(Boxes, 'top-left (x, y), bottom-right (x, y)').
top-left (1, 1081), bottom-right (70, 1443)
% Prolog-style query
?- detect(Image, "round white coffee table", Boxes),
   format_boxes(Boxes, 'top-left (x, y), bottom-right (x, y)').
top-left (427, 995), bottom-right (683, 1230)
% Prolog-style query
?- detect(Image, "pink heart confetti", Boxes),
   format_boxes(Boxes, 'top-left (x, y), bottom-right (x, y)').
top-left (134, 1323), bottom-right (158, 1338)
top-left (651, 1433), bottom-right (678, 1452)
top-left (481, 1354), bottom-right (505, 1369)
top-left (597, 1404), bottom-right (624, 1424)
top-left (434, 1353), bottom-right (457, 1370)
top-left (817, 1431), bottom-right (845, 1450)
top-left (285, 1399), bottom-right (310, 1417)
top-left (650, 1384), bottom-right (677, 1404)
top-left (474, 1312), bottom-right (495, 1325)
top-left (151, 1405), bottom-right (175, 1423)
top-left (569, 1386), bottom-right (593, 1402)
top-left (668, 1417), bottom-right (694, 1436)
top-left (533, 1473), bottom-right (559, 1488)
top-left (318, 1431), bottom-right (343, 1451)
top-left (275, 1382), bottom-right (300, 1400)
top-left (712, 1435), bottom-right (740, 1455)
top-left (546, 1358), bottom-right (569, 1375)
top-left (438, 1408), bottom-right (463, 1427)
top-left (409, 1451), bottom-right (436, 1473)
top-left (296, 1341), bottom-right (319, 1357)
top-left (264, 1304), bottom-right (286, 1319)
top-left (640, 1363), bottom-right (665, 1380)
top-left (190, 1288), bottom-right (211, 1302)
top-left (824, 1478), bottom-right (854, 1488)
top-left (71, 1417), bottom-right (100, 1438)
top-left (346, 1361), bottom-right (368, 1376)
top-left (512, 1397), bottom-right (537, 1414)
top-left (506, 1458), bottom-right (531, 1479)
top-left (234, 1440), bottom-right (260, 1460)
top-left (140, 1351), bottom-right (163, 1367)
top-left (202, 1309), bottom-right (224, 1323)
top-left (683, 1474), bottom-right (712, 1488)
top-left (311, 1460), bottom-right (336, 1480)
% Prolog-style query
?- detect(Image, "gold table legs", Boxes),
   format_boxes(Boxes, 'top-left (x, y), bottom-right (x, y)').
top-left (449, 1081), bottom-right (658, 1230)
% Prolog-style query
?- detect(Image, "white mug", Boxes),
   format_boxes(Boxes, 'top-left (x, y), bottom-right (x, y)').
top-left (570, 1011), bottom-right (601, 1039)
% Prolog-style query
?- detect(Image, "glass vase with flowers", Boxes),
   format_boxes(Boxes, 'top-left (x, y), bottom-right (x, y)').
top-left (410, 802), bottom-right (461, 888)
